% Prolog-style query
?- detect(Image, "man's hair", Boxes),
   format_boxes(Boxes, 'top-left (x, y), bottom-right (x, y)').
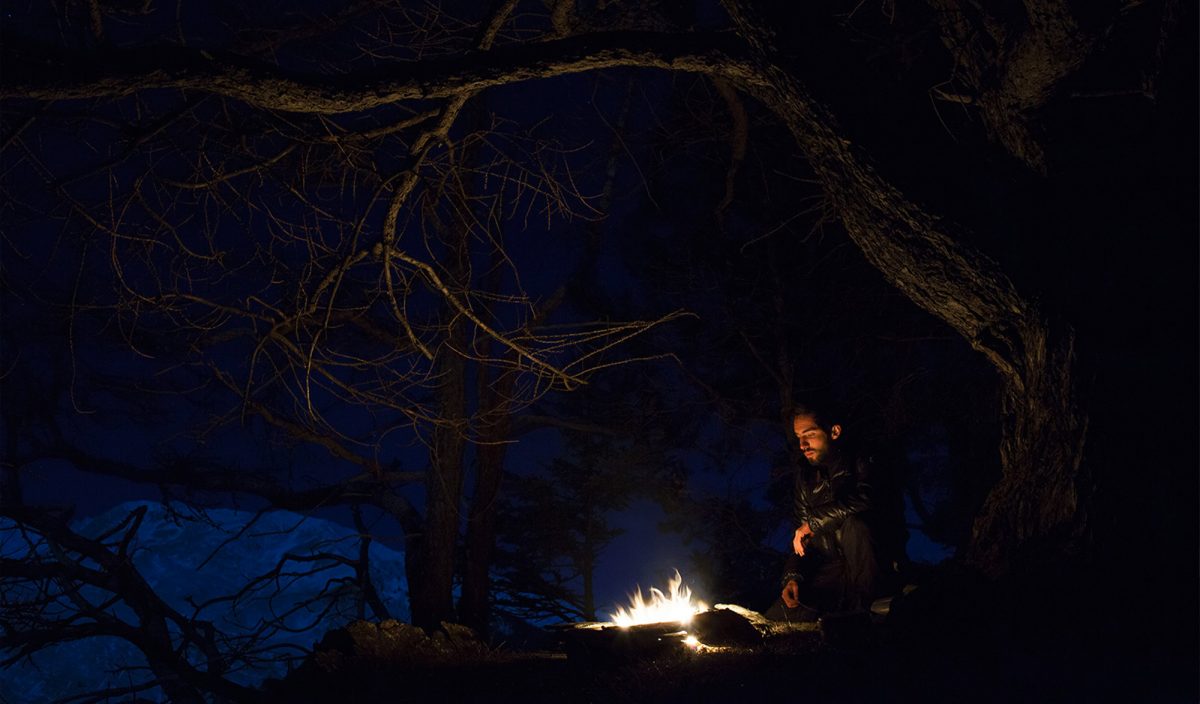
top-left (790, 399), bottom-right (845, 431)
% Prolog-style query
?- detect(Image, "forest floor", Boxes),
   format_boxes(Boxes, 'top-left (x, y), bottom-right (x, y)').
top-left (265, 592), bottom-right (1198, 704)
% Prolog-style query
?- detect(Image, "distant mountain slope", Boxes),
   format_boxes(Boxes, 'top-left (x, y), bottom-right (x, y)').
top-left (1, 501), bottom-right (408, 703)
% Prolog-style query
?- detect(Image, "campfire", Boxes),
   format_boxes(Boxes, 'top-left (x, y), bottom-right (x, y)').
top-left (555, 571), bottom-right (785, 661)
top-left (611, 570), bottom-right (708, 629)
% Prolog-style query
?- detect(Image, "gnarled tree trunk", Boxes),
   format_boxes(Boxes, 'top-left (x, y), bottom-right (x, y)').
top-left (719, 0), bottom-right (1089, 575)
top-left (967, 320), bottom-right (1087, 571)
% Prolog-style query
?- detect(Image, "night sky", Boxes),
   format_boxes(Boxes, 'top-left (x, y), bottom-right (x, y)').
top-left (1, 1), bottom-right (1196, 701)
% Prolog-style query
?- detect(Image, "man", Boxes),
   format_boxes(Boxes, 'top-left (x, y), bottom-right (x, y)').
top-left (767, 403), bottom-right (903, 620)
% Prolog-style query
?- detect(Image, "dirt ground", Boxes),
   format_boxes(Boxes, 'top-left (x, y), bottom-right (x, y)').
top-left (266, 603), bottom-right (1197, 704)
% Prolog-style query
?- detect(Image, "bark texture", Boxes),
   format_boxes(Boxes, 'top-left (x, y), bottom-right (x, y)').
top-left (929, 0), bottom-right (1099, 172)
top-left (1, 32), bottom-right (747, 114)
top-left (719, 0), bottom-right (1088, 574)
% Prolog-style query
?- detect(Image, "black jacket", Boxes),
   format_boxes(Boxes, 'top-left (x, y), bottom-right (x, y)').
top-left (782, 451), bottom-right (874, 583)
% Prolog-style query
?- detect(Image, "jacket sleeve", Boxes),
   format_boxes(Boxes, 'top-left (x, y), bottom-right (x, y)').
top-left (782, 471), bottom-right (810, 586)
top-left (806, 459), bottom-right (872, 537)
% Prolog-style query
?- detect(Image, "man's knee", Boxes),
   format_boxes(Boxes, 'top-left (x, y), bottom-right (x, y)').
top-left (837, 515), bottom-right (877, 561)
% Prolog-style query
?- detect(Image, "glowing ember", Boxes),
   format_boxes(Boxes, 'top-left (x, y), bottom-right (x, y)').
top-left (611, 570), bottom-right (708, 628)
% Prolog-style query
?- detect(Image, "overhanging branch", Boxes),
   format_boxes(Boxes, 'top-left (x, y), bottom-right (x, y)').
top-left (2, 32), bottom-right (751, 114)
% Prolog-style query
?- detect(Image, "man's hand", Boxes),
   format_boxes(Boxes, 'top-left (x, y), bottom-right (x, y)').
top-left (781, 579), bottom-right (800, 608)
top-left (791, 523), bottom-right (813, 556)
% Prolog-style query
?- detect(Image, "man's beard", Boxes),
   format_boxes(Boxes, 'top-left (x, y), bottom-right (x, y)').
top-left (803, 447), bottom-right (836, 466)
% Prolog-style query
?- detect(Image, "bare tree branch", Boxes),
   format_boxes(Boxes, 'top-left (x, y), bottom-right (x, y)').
top-left (2, 32), bottom-right (750, 113)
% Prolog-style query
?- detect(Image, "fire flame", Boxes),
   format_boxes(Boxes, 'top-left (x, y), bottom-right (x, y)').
top-left (611, 570), bottom-right (708, 628)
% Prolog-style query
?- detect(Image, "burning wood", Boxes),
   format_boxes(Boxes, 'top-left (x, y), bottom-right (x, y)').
top-left (554, 572), bottom-right (821, 662)
top-left (611, 570), bottom-right (707, 629)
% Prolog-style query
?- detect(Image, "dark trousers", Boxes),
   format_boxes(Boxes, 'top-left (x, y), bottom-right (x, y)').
top-left (838, 514), bottom-right (879, 610)
top-left (765, 515), bottom-right (880, 620)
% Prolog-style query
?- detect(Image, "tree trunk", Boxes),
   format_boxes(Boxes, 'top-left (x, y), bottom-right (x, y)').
top-left (581, 534), bottom-right (597, 621)
top-left (409, 329), bottom-right (467, 631)
top-left (408, 228), bottom-right (470, 631)
top-left (143, 647), bottom-right (207, 704)
top-left (581, 572), bottom-right (596, 621)
top-left (719, 0), bottom-right (1089, 574)
top-left (965, 320), bottom-right (1088, 572)
top-left (353, 504), bottom-right (392, 621)
top-left (459, 371), bottom-right (513, 635)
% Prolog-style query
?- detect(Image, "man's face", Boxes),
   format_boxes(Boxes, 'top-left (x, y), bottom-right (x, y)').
top-left (792, 413), bottom-right (841, 466)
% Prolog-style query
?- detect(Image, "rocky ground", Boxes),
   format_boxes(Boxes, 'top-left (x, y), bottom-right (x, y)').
top-left (264, 585), bottom-right (1198, 704)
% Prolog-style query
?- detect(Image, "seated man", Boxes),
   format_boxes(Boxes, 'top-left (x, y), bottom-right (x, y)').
top-left (766, 402), bottom-right (905, 621)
